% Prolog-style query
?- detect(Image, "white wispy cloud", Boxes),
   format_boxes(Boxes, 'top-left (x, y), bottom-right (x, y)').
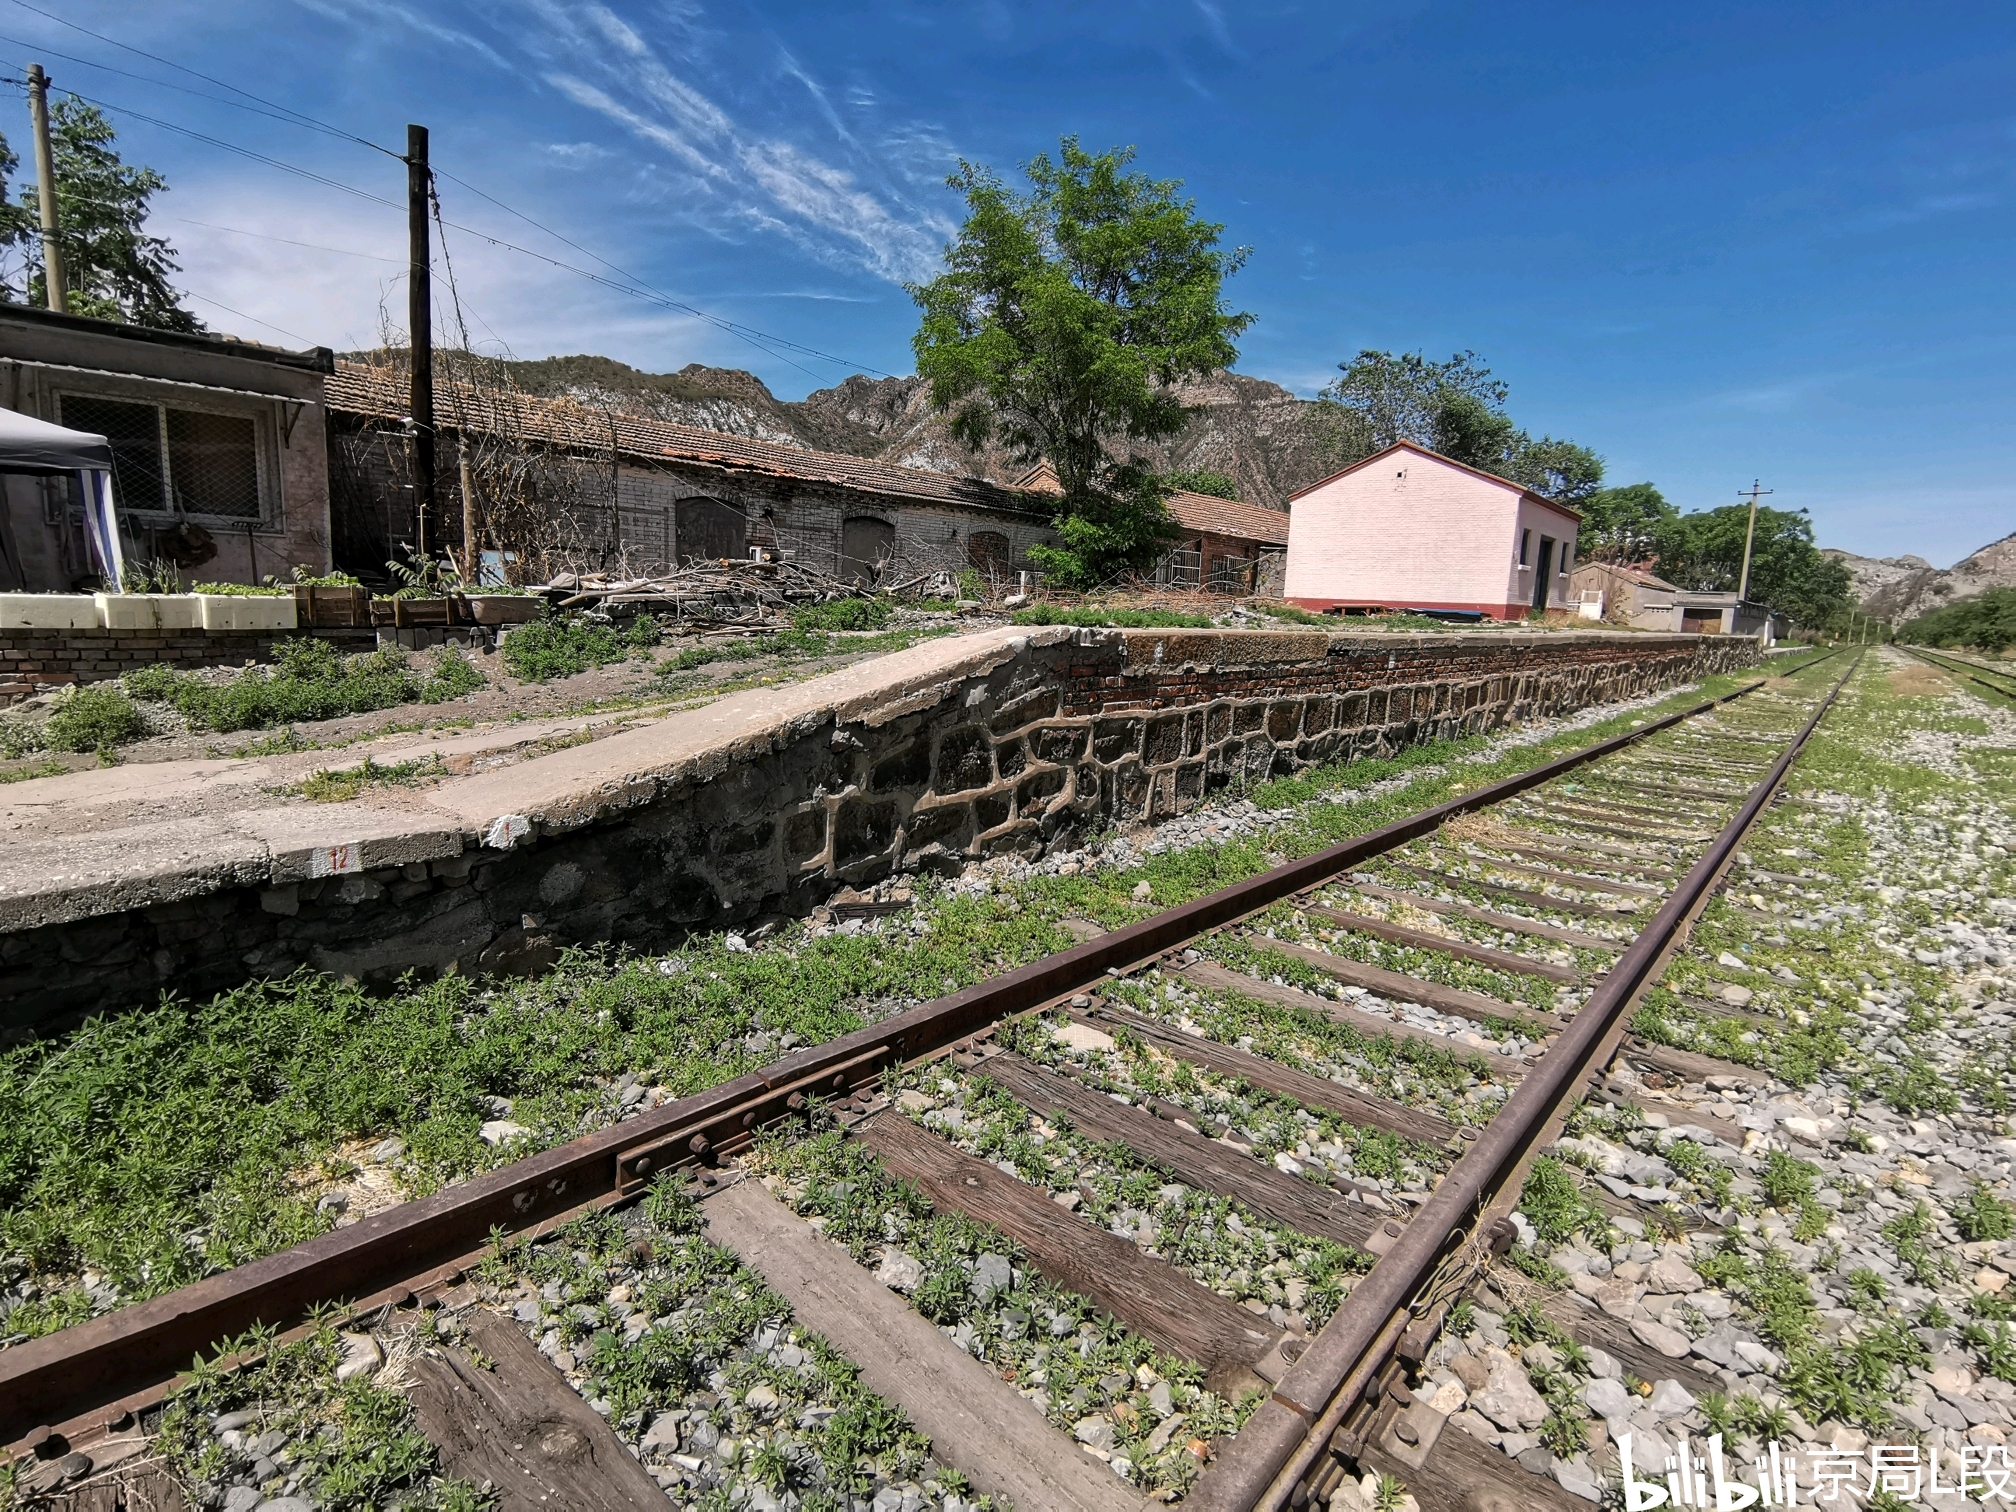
top-left (516, 0), bottom-right (957, 284)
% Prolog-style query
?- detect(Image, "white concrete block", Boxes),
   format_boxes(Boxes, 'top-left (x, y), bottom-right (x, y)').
top-left (0, 594), bottom-right (100, 631)
top-left (94, 594), bottom-right (202, 631)
top-left (197, 594), bottom-right (297, 632)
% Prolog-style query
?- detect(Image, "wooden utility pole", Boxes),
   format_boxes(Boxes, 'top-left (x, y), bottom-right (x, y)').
top-left (1735, 479), bottom-right (1772, 601)
top-left (458, 434), bottom-right (479, 584)
top-left (25, 65), bottom-right (65, 312)
top-left (407, 123), bottom-right (434, 559)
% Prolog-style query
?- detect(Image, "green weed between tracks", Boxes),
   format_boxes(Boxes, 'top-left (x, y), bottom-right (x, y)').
top-left (0, 656), bottom-right (1824, 1341)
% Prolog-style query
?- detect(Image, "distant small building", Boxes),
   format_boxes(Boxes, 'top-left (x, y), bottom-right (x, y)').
top-left (0, 305), bottom-right (334, 591)
top-left (1569, 560), bottom-right (1781, 641)
top-left (1283, 441), bottom-right (1580, 618)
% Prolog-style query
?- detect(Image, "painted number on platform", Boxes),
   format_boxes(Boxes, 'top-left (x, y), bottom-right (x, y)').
top-left (310, 843), bottom-right (363, 878)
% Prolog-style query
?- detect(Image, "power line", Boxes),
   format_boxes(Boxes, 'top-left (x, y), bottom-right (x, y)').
top-left (1, 0), bottom-right (401, 157)
top-left (178, 287), bottom-right (316, 344)
top-left (3, 57), bottom-right (896, 381)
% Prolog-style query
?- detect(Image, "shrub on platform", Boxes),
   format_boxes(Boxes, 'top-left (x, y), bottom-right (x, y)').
top-left (124, 640), bottom-right (484, 731)
top-left (43, 686), bottom-right (144, 751)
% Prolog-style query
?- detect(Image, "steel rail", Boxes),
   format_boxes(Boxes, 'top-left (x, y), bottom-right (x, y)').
top-left (0, 650), bottom-right (1832, 1445)
top-left (1184, 651), bottom-right (1860, 1512)
top-left (1904, 645), bottom-right (2016, 702)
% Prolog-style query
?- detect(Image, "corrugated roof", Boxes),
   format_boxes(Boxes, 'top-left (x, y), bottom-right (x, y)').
top-left (326, 362), bottom-right (1045, 517)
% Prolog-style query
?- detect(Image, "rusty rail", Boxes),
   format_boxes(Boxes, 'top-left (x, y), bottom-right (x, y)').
top-left (0, 651), bottom-right (1830, 1448)
top-left (1184, 650), bottom-right (1859, 1512)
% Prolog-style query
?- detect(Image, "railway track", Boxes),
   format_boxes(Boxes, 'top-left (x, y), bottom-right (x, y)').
top-left (1903, 644), bottom-right (2016, 703)
top-left (5, 649), bottom-right (1858, 1512)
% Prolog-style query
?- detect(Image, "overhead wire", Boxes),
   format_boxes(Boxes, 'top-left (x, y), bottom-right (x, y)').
top-left (0, 0), bottom-right (402, 157)
top-left (0, 27), bottom-right (895, 380)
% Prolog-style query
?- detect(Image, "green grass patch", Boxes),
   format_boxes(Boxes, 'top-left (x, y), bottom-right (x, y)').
top-left (125, 640), bottom-right (484, 730)
top-left (44, 685), bottom-right (144, 751)
top-left (0, 757), bottom-right (67, 783)
top-left (790, 596), bottom-right (895, 632)
top-left (156, 1320), bottom-right (488, 1509)
top-left (499, 614), bottom-right (656, 681)
top-left (294, 754), bottom-right (443, 802)
top-left (1010, 605), bottom-right (1212, 629)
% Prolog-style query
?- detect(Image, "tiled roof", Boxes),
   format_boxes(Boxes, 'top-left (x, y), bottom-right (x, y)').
top-left (1009, 461), bottom-right (1287, 548)
top-left (1167, 489), bottom-right (1288, 547)
top-left (328, 363), bottom-right (1294, 548)
top-left (325, 362), bottom-right (1044, 517)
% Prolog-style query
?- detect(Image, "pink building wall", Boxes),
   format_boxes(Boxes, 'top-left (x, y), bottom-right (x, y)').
top-left (1283, 442), bottom-right (1579, 619)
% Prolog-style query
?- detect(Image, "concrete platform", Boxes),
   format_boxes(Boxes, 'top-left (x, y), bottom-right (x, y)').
top-left (0, 625), bottom-right (1758, 1031)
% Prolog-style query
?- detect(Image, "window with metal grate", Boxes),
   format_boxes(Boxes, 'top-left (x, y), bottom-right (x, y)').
top-left (56, 393), bottom-right (264, 520)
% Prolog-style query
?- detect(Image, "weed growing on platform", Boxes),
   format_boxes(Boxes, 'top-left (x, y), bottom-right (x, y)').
top-left (1009, 605), bottom-right (1212, 629)
top-left (294, 754), bottom-right (444, 802)
top-left (42, 685), bottom-right (145, 752)
top-left (499, 614), bottom-right (653, 681)
top-left (124, 639), bottom-right (484, 730)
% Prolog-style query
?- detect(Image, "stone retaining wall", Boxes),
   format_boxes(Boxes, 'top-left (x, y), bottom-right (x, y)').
top-left (0, 627), bottom-right (1760, 1032)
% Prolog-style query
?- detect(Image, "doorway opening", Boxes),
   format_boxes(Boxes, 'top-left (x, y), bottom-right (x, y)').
top-left (1532, 535), bottom-right (1555, 611)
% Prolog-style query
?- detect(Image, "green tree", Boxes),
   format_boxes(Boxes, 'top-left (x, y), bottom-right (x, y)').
top-left (1428, 389), bottom-right (1518, 471)
top-left (1502, 435), bottom-right (1605, 508)
top-left (1898, 588), bottom-right (2016, 652)
top-left (12, 98), bottom-right (199, 330)
top-left (1654, 504), bottom-right (1852, 627)
top-left (1579, 482), bottom-right (1679, 563)
top-left (1318, 348), bottom-right (1603, 506)
top-left (1321, 349), bottom-right (1507, 452)
top-left (1163, 467), bottom-right (1240, 500)
top-left (910, 137), bottom-right (1252, 587)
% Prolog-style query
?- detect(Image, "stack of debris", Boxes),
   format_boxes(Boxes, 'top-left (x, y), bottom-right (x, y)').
top-left (536, 560), bottom-right (958, 625)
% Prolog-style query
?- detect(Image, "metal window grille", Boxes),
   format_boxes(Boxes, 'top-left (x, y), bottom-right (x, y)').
top-left (58, 393), bottom-right (264, 520)
top-left (1160, 548), bottom-right (1202, 588)
top-left (1209, 555), bottom-right (1254, 594)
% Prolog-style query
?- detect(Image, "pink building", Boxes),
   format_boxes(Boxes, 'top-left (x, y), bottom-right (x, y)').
top-left (1283, 441), bottom-right (1581, 619)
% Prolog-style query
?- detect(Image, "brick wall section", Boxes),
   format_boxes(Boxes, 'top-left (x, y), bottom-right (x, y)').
top-left (0, 628), bottom-right (1759, 1034)
top-left (0, 628), bottom-right (282, 703)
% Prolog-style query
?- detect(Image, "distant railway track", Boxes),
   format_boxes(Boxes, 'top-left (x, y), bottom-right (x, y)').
top-left (5, 648), bottom-right (1856, 1512)
top-left (1903, 643), bottom-right (2016, 703)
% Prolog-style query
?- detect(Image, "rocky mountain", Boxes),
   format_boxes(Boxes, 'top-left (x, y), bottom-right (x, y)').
top-left (496, 355), bottom-right (1352, 509)
top-left (1824, 532), bottom-right (2016, 624)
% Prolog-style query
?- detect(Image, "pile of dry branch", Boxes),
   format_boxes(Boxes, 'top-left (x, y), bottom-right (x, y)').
top-left (535, 559), bottom-right (957, 625)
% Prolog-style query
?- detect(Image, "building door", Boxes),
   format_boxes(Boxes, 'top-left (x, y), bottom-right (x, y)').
top-left (1532, 536), bottom-right (1555, 611)
top-left (840, 516), bottom-right (896, 585)
top-left (967, 530), bottom-right (1010, 585)
top-left (675, 495), bottom-right (745, 564)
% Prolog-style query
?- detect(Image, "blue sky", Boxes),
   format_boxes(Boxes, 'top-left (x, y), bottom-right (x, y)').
top-left (8, 0), bottom-right (2012, 563)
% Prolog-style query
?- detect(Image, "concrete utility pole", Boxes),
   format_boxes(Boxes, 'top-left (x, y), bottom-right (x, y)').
top-left (407, 123), bottom-right (433, 558)
top-left (25, 65), bottom-right (65, 312)
top-left (1735, 479), bottom-right (1773, 602)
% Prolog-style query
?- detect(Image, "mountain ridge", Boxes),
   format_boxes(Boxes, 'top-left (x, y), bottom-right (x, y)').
top-left (492, 354), bottom-right (1351, 509)
top-left (430, 353), bottom-right (2015, 615)
top-left (1823, 533), bottom-right (2016, 623)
